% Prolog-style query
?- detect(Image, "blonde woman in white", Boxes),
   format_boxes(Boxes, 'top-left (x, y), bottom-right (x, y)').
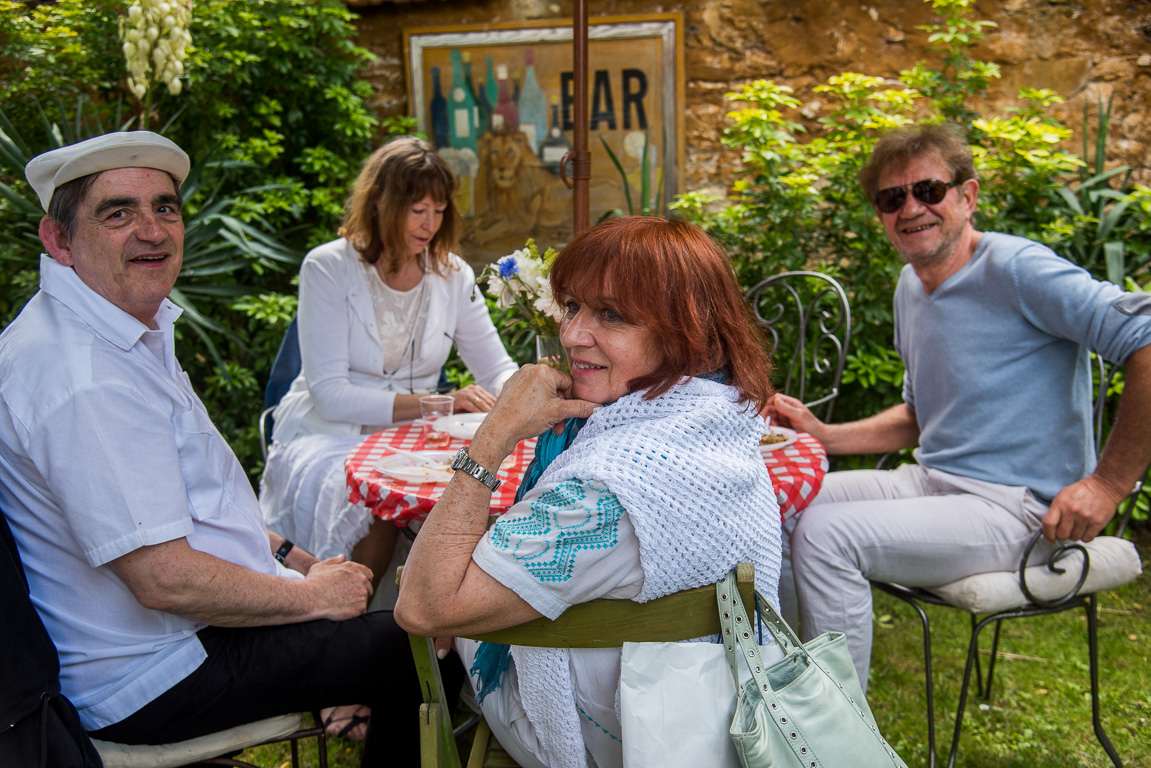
top-left (260, 137), bottom-right (517, 740)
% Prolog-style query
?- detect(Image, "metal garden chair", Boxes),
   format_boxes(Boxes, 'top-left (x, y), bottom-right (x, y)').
top-left (745, 270), bottom-right (851, 422)
top-left (870, 356), bottom-right (1146, 768)
top-left (259, 315), bottom-right (300, 461)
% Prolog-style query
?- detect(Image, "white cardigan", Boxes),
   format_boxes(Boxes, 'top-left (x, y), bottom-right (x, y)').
top-left (271, 238), bottom-right (518, 443)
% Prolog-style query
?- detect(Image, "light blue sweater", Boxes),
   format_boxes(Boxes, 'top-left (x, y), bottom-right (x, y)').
top-left (894, 232), bottom-right (1151, 501)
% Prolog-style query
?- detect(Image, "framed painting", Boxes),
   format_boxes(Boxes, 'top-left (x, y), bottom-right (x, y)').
top-left (404, 14), bottom-right (684, 265)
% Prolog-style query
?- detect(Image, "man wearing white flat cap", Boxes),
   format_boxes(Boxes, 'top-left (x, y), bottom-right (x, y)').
top-left (0, 132), bottom-right (427, 766)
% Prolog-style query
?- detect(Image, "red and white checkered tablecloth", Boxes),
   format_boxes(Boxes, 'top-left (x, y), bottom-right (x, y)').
top-left (763, 432), bottom-right (829, 522)
top-left (346, 424), bottom-right (826, 525)
top-left (344, 423), bottom-right (536, 526)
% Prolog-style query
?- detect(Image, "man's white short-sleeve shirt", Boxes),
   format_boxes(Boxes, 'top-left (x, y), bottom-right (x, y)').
top-left (0, 256), bottom-right (297, 729)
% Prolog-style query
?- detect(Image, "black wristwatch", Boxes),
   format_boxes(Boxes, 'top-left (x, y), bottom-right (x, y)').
top-left (451, 446), bottom-right (502, 492)
top-left (273, 539), bottom-right (295, 565)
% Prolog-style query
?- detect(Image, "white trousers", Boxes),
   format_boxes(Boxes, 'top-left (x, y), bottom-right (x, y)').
top-left (780, 463), bottom-right (1052, 690)
top-left (455, 639), bottom-right (550, 768)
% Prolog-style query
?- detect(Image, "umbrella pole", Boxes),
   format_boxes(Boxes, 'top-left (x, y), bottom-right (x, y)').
top-left (571, 0), bottom-right (590, 235)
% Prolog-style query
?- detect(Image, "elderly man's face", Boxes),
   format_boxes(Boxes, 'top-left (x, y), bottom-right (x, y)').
top-left (876, 151), bottom-right (977, 270)
top-left (45, 168), bottom-right (184, 327)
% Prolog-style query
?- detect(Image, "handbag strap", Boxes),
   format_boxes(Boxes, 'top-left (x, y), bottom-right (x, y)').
top-left (718, 570), bottom-right (831, 765)
top-left (716, 571), bottom-right (799, 692)
top-left (715, 571), bottom-right (801, 660)
top-left (752, 587), bottom-right (803, 653)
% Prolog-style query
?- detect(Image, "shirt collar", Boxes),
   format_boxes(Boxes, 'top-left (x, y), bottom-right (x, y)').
top-left (37, 253), bottom-right (182, 351)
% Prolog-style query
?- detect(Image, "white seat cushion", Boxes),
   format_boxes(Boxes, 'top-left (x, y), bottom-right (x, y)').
top-left (928, 536), bottom-right (1143, 614)
top-left (92, 713), bottom-right (303, 768)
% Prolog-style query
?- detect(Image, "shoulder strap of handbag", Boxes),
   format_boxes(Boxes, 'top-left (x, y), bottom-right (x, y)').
top-left (715, 570), bottom-right (801, 671)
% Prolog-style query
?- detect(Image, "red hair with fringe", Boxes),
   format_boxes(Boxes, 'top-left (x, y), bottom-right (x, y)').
top-left (549, 216), bottom-right (773, 409)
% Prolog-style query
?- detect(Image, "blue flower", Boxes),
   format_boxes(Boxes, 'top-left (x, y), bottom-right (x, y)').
top-left (497, 256), bottom-right (519, 279)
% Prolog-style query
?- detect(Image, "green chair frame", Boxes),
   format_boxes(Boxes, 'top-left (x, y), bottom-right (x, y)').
top-left (405, 563), bottom-right (756, 768)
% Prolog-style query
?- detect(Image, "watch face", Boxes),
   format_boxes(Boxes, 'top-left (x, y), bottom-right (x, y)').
top-left (448, 447), bottom-right (499, 490)
top-left (451, 448), bottom-right (468, 469)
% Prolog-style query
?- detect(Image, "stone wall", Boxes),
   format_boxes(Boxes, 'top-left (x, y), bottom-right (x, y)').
top-left (350, 0), bottom-right (1151, 199)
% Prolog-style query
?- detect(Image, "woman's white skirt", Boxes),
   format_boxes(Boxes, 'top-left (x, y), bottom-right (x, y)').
top-left (260, 433), bottom-right (373, 560)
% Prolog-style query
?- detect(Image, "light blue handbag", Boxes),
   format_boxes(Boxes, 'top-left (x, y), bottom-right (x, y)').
top-left (716, 571), bottom-right (909, 768)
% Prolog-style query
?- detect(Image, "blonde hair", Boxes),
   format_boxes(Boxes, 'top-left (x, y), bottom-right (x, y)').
top-left (339, 136), bottom-right (461, 275)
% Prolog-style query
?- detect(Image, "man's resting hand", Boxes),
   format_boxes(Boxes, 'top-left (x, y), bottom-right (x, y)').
top-left (1041, 474), bottom-right (1126, 543)
top-left (303, 555), bottom-right (374, 621)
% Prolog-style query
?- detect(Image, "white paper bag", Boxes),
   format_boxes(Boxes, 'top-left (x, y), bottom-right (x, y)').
top-left (619, 640), bottom-right (786, 768)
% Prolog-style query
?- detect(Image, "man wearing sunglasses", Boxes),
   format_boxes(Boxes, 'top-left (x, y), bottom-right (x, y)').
top-left (768, 123), bottom-right (1151, 690)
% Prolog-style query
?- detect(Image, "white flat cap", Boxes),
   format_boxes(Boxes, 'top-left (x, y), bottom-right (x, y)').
top-left (25, 131), bottom-right (190, 212)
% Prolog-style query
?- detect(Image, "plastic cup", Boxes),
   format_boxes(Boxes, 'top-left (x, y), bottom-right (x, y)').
top-left (419, 395), bottom-right (454, 449)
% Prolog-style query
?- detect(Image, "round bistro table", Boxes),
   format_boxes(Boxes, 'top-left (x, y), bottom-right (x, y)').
top-left (346, 424), bottom-right (827, 524)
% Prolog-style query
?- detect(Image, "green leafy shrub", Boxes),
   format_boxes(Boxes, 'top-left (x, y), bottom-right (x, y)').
top-left (674, 0), bottom-right (1151, 524)
top-left (0, 0), bottom-right (387, 478)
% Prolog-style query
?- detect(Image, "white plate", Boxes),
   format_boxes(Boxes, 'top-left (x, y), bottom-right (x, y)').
top-left (432, 412), bottom-right (486, 440)
top-left (374, 450), bottom-right (456, 483)
top-left (759, 426), bottom-right (798, 453)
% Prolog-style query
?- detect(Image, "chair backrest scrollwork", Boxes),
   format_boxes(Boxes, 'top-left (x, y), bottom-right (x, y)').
top-left (746, 270), bottom-right (851, 422)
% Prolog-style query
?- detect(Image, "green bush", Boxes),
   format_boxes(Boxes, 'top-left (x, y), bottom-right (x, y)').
top-left (0, 0), bottom-right (386, 477)
top-left (671, 0), bottom-right (1150, 523)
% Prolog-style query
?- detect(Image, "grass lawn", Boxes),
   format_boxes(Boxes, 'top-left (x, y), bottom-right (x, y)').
top-left (239, 529), bottom-right (1149, 767)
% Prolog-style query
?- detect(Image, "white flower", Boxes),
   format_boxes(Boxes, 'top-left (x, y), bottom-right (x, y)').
top-left (533, 284), bottom-right (563, 321)
top-left (516, 254), bottom-right (546, 287)
top-left (480, 240), bottom-right (560, 337)
top-left (494, 285), bottom-right (518, 310)
top-left (119, 0), bottom-right (192, 100)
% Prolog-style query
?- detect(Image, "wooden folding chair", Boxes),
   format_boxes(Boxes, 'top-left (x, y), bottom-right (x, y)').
top-left (405, 563), bottom-right (756, 768)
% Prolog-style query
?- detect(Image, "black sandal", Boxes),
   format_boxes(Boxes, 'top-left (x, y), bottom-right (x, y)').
top-left (323, 707), bottom-right (371, 742)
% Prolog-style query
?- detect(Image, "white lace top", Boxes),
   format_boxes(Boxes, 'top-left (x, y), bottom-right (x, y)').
top-left (362, 262), bottom-right (428, 373)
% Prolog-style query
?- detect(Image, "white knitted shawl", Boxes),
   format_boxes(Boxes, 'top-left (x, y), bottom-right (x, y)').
top-left (510, 377), bottom-right (782, 768)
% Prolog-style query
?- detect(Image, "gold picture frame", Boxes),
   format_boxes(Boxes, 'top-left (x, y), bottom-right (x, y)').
top-left (404, 14), bottom-right (684, 265)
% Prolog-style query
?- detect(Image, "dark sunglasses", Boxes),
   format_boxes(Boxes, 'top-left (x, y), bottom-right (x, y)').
top-left (874, 179), bottom-right (960, 214)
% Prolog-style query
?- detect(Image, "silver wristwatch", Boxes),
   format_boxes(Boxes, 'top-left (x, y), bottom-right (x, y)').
top-left (451, 446), bottom-right (502, 492)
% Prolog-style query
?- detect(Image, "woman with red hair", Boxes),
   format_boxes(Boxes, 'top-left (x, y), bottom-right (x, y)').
top-left (396, 216), bottom-right (782, 768)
